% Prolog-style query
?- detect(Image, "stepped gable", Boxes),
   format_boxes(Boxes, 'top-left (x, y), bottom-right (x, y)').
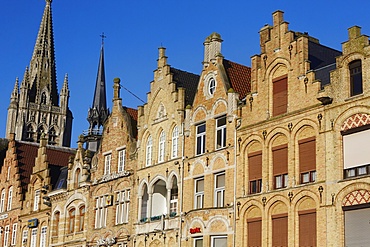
top-left (223, 59), bottom-right (251, 99)
top-left (170, 67), bottom-right (200, 106)
top-left (16, 141), bottom-right (75, 192)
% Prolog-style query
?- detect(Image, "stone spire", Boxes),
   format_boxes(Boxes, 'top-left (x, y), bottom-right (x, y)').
top-left (87, 39), bottom-right (109, 131)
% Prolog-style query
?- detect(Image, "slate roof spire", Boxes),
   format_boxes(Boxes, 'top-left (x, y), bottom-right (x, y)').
top-left (87, 35), bottom-right (109, 132)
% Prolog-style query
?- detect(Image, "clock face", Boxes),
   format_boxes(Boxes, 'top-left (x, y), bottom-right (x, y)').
top-left (208, 78), bottom-right (216, 95)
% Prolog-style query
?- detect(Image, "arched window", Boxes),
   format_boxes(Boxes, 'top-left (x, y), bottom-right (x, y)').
top-left (53, 211), bottom-right (60, 236)
top-left (140, 185), bottom-right (148, 221)
top-left (68, 208), bottom-right (76, 233)
top-left (171, 126), bottom-right (179, 159)
top-left (158, 131), bottom-right (166, 162)
top-left (75, 168), bottom-right (81, 188)
top-left (349, 60), bottom-right (363, 96)
top-left (170, 177), bottom-right (178, 216)
top-left (146, 136), bottom-right (152, 166)
top-left (7, 186), bottom-right (12, 211)
top-left (79, 206), bottom-right (85, 231)
top-left (48, 127), bottom-right (57, 145)
top-left (0, 189), bottom-right (5, 213)
top-left (26, 125), bottom-right (34, 141)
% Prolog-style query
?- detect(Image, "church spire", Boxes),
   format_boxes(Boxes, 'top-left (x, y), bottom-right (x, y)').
top-left (87, 34), bottom-right (109, 131)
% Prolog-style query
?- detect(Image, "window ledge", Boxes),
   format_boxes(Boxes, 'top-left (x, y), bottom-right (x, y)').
top-left (345, 93), bottom-right (364, 102)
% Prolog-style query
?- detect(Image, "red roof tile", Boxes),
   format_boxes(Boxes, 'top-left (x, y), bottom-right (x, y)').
top-left (125, 107), bottom-right (138, 121)
top-left (223, 59), bottom-right (251, 99)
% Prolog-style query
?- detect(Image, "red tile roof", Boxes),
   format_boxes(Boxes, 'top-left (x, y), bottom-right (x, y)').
top-left (16, 141), bottom-right (75, 192)
top-left (125, 107), bottom-right (138, 121)
top-left (223, 59), bottom-right (251, 99)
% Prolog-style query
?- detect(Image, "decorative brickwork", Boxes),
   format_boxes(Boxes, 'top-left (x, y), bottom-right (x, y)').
top-left (341, 113), bottom-right (370, 131)
top-left (342, 189), bottom-right (370, 207)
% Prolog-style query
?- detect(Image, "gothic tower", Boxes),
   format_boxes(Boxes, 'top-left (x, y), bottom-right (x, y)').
top-left (84, 38), bottom-right (109, 152)
top-left (5, 0), bottom-right (73, 147)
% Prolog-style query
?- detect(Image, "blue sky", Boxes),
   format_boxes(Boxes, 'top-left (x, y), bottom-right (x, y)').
top-left (1, 0), bottom-right (370, 147)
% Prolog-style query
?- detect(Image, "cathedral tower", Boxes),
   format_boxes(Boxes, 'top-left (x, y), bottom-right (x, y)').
top-left (84, 37), bottom-right (109, 152)
top-left (6, 0), bottom-right (73, 147)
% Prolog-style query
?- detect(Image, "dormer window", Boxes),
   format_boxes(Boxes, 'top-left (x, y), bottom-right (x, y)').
top-left (349, 60), bottom-right (363, 96)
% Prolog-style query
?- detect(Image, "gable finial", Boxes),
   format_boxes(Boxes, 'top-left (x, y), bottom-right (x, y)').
top-left (100, 32), bottom-right (107, 46)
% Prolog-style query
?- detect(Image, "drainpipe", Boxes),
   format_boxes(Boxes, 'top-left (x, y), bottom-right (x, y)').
top-left (179, 122), bottom-right (185, 247)
top-left (233, 116), bottom-right (241, 247)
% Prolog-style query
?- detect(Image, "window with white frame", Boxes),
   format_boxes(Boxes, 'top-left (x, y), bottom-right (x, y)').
top-left (194, 237), bottom-right (203, 247)
top-left (343, 128), bottom-right (370, 178)
top-left (196, 123), bottom-right (206, 155)
top-left (118, 149), bottom-right (126, 173)
top-left (216, 116), bottom-right (227, 149)
top-left (104, 153), bottom-right (111, 175)
top-left (194, 177), bottom-right (204, 209)
top-left (214, 173), bottom-right (225, 207)
top-left (116, 190), bottom-right (130, 224)
top-left (30, 228), bottom-right (37, 247)
top-left (3, 225), bottom-right (9, 247)
top-left (172, 126), bottom-right (179, 159)
top-left (211, 235), bottom-right (227, 247)
top-left (11, 223), bottom-right (17, 246)
top-left (7, 166), bottom-right (10, 181)
top-left (21, 230), bottom-right (28, 245)
top-left (146, 136), bottom-right (152, 166)
top-left (40, 226), bottom-right (47, 247)
top-left (170, 178), bottom-right (178, 215)
top-left (33, 190), bottom-right (40, 211)
top-left (158, 131), bottom-right (166, 162)
top-left (95, 196), bottom-right (107, 228)
top-left (7, 186), bottom-right (12, 211)
top-left (0, 189), bottom-right (5, 212)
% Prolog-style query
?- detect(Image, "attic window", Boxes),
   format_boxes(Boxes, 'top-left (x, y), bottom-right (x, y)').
top-left (349, 60), bottom-right (363, 96)
top-left (208, 78), bottom-right (216, 95)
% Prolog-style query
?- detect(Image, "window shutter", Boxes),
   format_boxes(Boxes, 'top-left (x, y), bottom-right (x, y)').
top-left (299, 210), bottom-right (316, 247)
top-left (248, 151), bottom-right (262, 180)
top-left (247, 217), bottom-right (262, 247)
top-left (345, 207), bottom-right (370, 246)
top-left (273, 76), bottom-right (288, 116)
top-left (272, 213), bottom-right (288, 247)
top-left (343, 128), bottom-right (370, 169)
top-left (273, 144), bottom-right (288, 175)
top-left (299, 137), bottom-right (316, 173)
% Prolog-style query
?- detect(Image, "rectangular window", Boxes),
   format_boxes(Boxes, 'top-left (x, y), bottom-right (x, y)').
top-left (273, 144), bottom-right (288, 189)
top-left (104, 154), bottom-right (112, 175)
top-left (214, 173), bottom-right (225, 207)
top-left (33, 190), bottom-right (40, 211)
top-left (170, 187), bottom-right (178, 215)
top-left (21, 230), bottom-right (28, 245)
top-left (345, 207), bottom-right (370, 246)
top-left (7, 187), bottom-right (13, 211)
top-left (272, 214), bottom-right (288, 247)
top-left (194, 238), bottom-right (203, 247)
top-left (196, 123), bottom-right (206, 155)
top-left (30, 228), bottom-right (37, 247)
top-left (3, 225), bottom-right (9, 247)
top-left (194, 177), bottom-right (204, 209)
top-left (211, 236), bottom-right (227, 247)
top-left (172, 126), bottom-right (179, 158)
top-left (11, 223), bottom-right (17, 246)
top-left (343, 128), bottom-right (370, 178)
top-left (248, 151), bottom-right (262, 194)
top-left (247, 218), bottom-right (262, 247)
top-left (40, 226), bottom-right (47, 247)
top-left (95, 196), bottom-right (107, 228)
top-left (299, 210), bottom-right (316, 247)
top-left (273, 75), bottom-right (288, 116)
top-left (118, 149), bottom-right (126, 173)
top-left (349, 60), bottom-right (363, 96)
top-left (216, 116), bottom-right (227, 149)
top-left (299, 137), bottom-right (316, 184)
top-left (0, 190), bottom-right (5, 213)
top-left (116, 190), bottom-right (130, 224)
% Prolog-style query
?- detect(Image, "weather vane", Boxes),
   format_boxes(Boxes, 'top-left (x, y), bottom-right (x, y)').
top-left (100, 32), bottom-right (107, 46)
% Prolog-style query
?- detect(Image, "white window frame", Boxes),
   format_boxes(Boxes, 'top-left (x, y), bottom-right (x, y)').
top-left (104, 153), bottom-right (112, 175)
top-left (196, 123), bottom-right (206, 155)
top-left (274, 174), bottom-right (288, 189)
top-left (11, 223), bottom-right (17, 246)
top-left (194, 237), bottom-right (204, 247)
top-left (215, 116), bottom-right (227, 149)
top-left (40, 226), bottom-right (47, 247)
top-left (158, 131), bottom-right (166, 163)
top-left (116, 190), bottom-right (130, 224)
top-left (30, 228), bottom-right (37, 247)
top-left (7, 186), bottom-right (12, 211)
top-left (146, 136), bottom-right (152, 166)
top-left (194, 177), bottom-right (204, 209)
top-left (171, 126), bottom-right (179, 158)
top-left (7, 166), bottom-right (10, 181)
top-left (211, 235), bottom-right (227, 247)
top-left (214, 173), bottom-right (225, 207)
top-left (0, 189), bottom-right (5, 213)
top-left (95, 196), bottom-right (107, 229)
top-left (208, 78), bottom-right (216, 95)
top-left (118, 149), bottom-right (126, 173)
top-left (21, 230), bottom-right (28, 245)
top-left (33, 190), bottom-right (40, 211)
top-left (3, 225), bottom-right (9, 247)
